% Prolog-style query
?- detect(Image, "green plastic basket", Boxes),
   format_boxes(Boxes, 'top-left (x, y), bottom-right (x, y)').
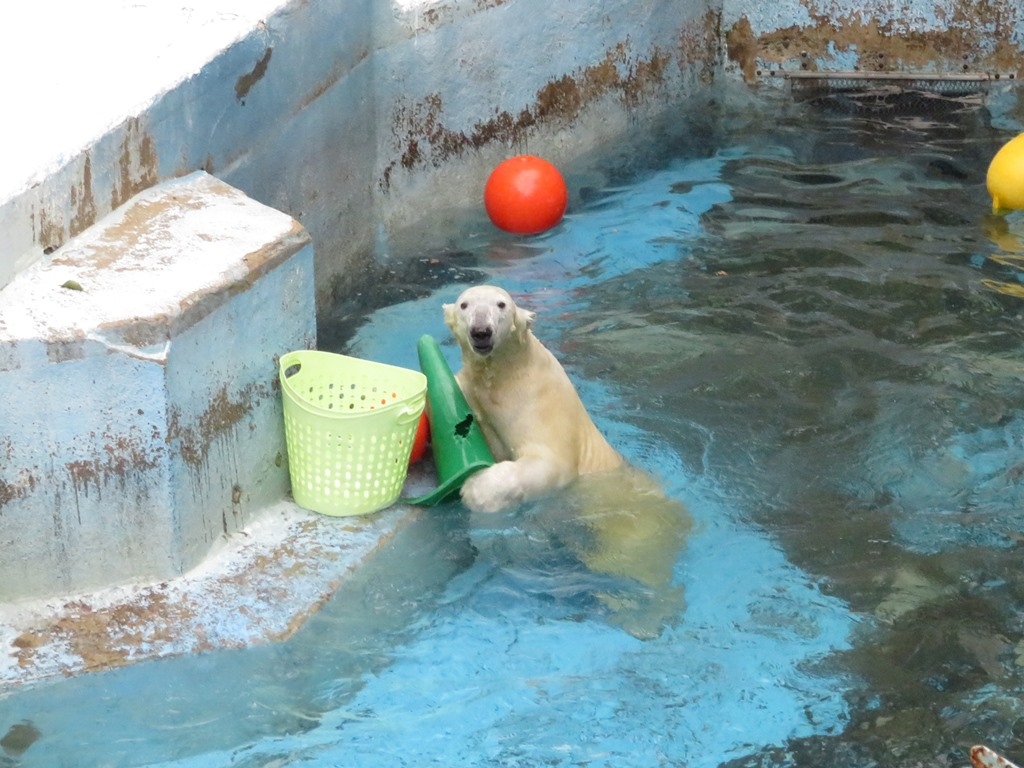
top-left (279, 350), bottom-right (427, 517)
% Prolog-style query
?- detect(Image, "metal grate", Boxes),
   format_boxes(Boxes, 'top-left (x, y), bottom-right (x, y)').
top-left (763, 70), bottom-right (1011, 113)
top-left (778, 70), bottom-right (1003, 95)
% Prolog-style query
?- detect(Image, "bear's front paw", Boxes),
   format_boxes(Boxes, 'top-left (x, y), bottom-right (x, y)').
top-left (461, 462), bottom-right (524, 514)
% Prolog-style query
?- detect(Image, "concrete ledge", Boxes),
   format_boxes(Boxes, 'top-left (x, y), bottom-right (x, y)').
top-left (0, 502), bottom-right (411, 688)
top-left (0, 172), bottom-right (315, 601)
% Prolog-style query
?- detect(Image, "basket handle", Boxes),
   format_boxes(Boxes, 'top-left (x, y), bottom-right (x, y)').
top-left (395, 403), bottom-right (425, 425)
top-left (279, 351), bottom-right (304, 381)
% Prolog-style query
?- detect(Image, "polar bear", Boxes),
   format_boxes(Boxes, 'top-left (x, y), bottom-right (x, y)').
top-left (443, 284), bottom-right (691, 638)
top-left (444, 284), bottom-right (624, 514)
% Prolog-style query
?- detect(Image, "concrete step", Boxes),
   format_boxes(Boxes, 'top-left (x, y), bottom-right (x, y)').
top-left (0, 171), bottom-right (314, 601)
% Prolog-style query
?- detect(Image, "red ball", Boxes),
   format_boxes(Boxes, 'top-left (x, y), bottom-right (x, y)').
top-left (408, 412), bottom-right (430, 465)
top-left (484, 155), bottom-right (568, 235)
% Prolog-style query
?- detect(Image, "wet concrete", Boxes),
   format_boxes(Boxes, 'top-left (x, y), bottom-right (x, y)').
top-left (0, 501), bottom-right (412, 689)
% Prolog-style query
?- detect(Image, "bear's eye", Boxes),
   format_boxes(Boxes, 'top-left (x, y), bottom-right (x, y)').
top-left (497, 301), bottom-right (506, 309)
top-left (460, 301), bottom-right (468, 310)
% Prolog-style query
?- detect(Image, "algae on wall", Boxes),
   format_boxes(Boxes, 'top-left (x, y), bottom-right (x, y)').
top-left (721, 0), bottom-right (1024, 82)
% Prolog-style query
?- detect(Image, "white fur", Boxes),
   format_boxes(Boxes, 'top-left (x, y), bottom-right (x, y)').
top-left (443, 285), bottom-right (624, 513)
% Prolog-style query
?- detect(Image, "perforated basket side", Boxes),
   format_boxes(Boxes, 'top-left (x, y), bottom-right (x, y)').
top-left (278, 350), bottom-right (426, 516)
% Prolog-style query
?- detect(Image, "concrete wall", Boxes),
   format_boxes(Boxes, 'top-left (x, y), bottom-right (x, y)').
top-left (721, 0), bottom-right (1024, 83)
top-left (365, 2), bottom-right (719, 261)
top-left (0, 173), bottom-right (314, 600)
top-left (0, 0), bottom-right (720, 313)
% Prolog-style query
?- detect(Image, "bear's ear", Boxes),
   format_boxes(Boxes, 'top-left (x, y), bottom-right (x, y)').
top-left (442, 302), bottom-right (457, 330)
top-left (512, 305), bottom-right (536, 342)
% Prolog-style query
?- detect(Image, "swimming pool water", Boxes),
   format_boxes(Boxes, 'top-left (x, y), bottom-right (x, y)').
top-left (5, 83), bottom-right (1024, 767)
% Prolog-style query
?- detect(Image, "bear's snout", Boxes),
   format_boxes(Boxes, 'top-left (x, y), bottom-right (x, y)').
top-left (470, 325), bottom-right (494, 354)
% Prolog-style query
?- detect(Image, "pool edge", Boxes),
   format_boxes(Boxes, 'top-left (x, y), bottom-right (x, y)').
top-left (0, 501), bottom-right (418, 692)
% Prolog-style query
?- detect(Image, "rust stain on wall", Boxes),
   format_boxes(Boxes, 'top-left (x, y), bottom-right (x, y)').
top-left (0, 470), bottom-right (37, 508)
top-left (30, 118), bottom-right (160, 256)
top-left (65, 434), bottom-right (162, 494)
top-left (389, 92), bottom-right (524, 176)
top-left (381, 41), bottom-right (696, 190)
top-left (678, 8), bottom-right (722, 85)
top-left (35, 207), bottom-right (64, 255)
top-left (727, 0), bottom-right (1024, 82)
top-left (235, 47), bottom-right (273, 103)
top-left (111, 118), bottom-right (160, 211)
top-left (725, 16), bottom-right (759, 83)
top-left (168, 383), bottom-right (268, 468)
top-left (624, 48), bottom-right (671, 107)
top-left (534, 42), bottom-right (672, 116)
top-left (69, 154), bottom-right (97, 239)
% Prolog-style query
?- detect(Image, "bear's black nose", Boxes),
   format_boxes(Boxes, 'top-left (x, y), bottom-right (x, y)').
top-left (469, 326), bottom-right (494, 355)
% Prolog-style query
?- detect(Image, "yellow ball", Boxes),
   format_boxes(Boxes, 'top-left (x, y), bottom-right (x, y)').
top-left (987, 132), bottom-right (1024, 213)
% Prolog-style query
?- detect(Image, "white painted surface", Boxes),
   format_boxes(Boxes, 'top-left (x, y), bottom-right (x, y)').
top-left (0, 0), bottom-right (289, 203)
top-left (0, 172), bottom-right (300, 344)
